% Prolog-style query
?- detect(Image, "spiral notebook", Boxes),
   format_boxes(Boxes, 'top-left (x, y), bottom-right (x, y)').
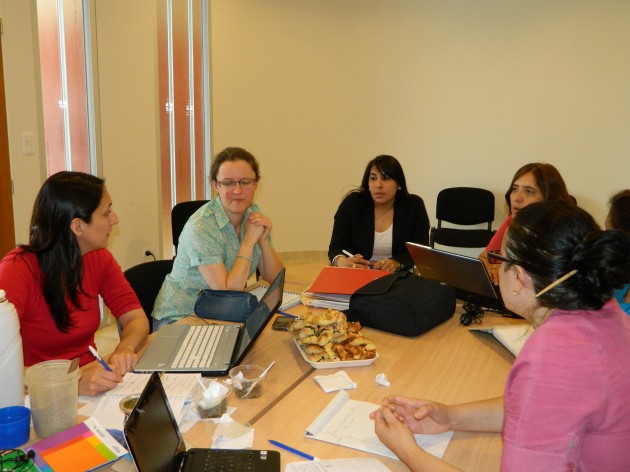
top-left (248, 284), bottom-right (301, 311)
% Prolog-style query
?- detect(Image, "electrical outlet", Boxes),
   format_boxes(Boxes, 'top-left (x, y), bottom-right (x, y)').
top-left (142, 246), bottom-right (155, 261)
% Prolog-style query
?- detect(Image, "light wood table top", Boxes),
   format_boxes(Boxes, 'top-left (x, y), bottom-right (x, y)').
top-left (104, 261), bottom-right (525, 471)
top-left (251, 309), bottom-right (523, 471)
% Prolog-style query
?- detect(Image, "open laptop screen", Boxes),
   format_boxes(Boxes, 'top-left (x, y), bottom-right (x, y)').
top-left (124, 373), bottom-right (185, 472)
top-left (233, 268), bottom-right (284, 363)
top-left (405, 242), bottom-right (506, 311)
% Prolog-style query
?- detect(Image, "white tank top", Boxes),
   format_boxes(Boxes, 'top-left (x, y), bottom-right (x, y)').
top-left (371, 224), bottom-right (393, 262)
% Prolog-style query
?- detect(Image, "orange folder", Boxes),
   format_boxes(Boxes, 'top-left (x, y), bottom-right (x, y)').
top-left (306, 266), bottom-right (389, 296)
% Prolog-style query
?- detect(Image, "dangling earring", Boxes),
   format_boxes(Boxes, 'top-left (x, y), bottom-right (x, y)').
top-left (398, 187), bottom-right (401, 190)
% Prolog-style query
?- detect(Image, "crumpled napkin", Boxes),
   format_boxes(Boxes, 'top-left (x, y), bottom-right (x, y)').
top-left (313, 371), bottom-right (357, 393)
top-left (375, 372), bottom-right (391, 387)
top-left (211, 413), bottom-right (254, 449)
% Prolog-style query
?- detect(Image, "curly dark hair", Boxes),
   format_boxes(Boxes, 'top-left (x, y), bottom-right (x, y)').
top-left (504, 200), bottom-right (630, 311)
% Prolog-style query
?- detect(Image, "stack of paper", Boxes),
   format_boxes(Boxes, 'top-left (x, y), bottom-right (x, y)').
top-left (302, 267), bottom-right (388, 310)
top-left (469, 323), bottom-right (533, 356)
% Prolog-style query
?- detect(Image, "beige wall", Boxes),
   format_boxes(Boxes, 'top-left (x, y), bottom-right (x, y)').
top-left (1, 0), bottom-right (629, 269)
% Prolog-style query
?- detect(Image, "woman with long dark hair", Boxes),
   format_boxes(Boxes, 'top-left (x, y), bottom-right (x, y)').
top-left (328, 155), bottom-right (430, 272)
top-left (0, 171), bottom-right (149, 396)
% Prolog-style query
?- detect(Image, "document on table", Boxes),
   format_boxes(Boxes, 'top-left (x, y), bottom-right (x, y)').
top-left (82, 373), bottom-right (198, 430)
top-left (304, 390), bottom-right (453, 460)
top-left (286, 458), bottom-right (392, 471)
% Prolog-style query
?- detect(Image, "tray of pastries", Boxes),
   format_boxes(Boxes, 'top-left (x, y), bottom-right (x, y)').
top-left (289, 309), bottom-right (378, 369)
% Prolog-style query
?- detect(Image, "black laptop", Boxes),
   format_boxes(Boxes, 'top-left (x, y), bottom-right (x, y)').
top-left (124, 371), bottom-right (280, 472)
top-left (406, 242), bottom-right (511, 313)
top-left (135, 268), bottom-right (285, 376)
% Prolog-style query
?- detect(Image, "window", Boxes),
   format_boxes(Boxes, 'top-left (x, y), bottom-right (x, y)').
top-left (36, 0), bottom-right (97, 175)
top-left (158, 0), bottom-right (211, 255)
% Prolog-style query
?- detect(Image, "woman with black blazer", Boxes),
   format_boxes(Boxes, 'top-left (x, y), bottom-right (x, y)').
top-left (328, 155), bottom-right (430, 272)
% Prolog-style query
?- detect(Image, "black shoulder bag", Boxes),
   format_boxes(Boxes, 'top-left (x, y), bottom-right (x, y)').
top-left (346, 271), bottom-right (456, 337)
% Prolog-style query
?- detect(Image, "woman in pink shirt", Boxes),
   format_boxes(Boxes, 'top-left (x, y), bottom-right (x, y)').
top-left (480, 162), bottom-right (574, 284)
top-left (371, 200), bottom-right (630, 471)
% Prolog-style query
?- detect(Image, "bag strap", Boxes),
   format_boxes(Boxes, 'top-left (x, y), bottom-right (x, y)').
top-left (352, 271), bottom-right (412, 296)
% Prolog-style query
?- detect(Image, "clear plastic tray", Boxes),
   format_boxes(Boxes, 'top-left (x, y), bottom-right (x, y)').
top-left (292, 337), bottom-right (379, 369)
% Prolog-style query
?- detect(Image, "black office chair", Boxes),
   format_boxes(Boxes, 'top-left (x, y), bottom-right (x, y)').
top-left (123, 259), bottom-right (174, 334)
top-left (171, 200), bottom-right (209, 256)
top-left (429, 187), bottom-right (496, 249)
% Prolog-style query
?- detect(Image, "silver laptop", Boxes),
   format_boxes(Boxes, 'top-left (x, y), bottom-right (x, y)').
top-left (124, 371), bottom-right (280, 472)
top-left (406, 242), bottom-right (510, 313)
top-left (135, 268), bottom-right (285, 376)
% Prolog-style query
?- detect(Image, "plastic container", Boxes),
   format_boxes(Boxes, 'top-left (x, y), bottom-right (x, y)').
top-left (193, 379), bottom-right (231, 418)
top-left (229, 364), bottom-right (265, 399)
top-left (0, 290), bottom-right (25, 408)
top-left (25, 359), bottom-right (80, 438)
top-left (0, 406), bottom-right (31, 448)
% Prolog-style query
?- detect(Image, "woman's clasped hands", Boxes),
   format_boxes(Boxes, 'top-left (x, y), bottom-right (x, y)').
top-left (370, 396), bottom-right (453, 461)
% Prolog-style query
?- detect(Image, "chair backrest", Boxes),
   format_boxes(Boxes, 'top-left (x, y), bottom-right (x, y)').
top-left (430, 187), bottom-right (496, 249)
top-left (171, 200), bottom-right (209, 255)
top-left (123, 259), bottom-right (174, 334)
top-left (435, 187), bottom-right (495, 226)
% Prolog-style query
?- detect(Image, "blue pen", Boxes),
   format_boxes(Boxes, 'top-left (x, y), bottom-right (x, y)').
top-left (343, 249), bottom-right (374, 269)
top-left (268, 439), bottom-right (316, 460)
top-left (277, 310), bottom-right (298, 318)
top-left (88, 346), bottom-right (112, 372)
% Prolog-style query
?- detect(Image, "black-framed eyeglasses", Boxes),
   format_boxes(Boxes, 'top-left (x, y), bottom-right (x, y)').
top-left (216, 179), bottom-right (257, 189)
top-left (487, 250), bottom-right (517, 266)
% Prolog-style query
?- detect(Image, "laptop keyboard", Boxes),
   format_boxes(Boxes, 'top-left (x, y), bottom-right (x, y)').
top-left (171, 325), bottom-right (224, 369)
top-left (188, 449), bottom-right (263, 471)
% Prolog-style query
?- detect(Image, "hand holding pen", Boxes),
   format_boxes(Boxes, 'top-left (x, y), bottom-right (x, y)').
top-left (80, 346), bottom-right (123, 396)
top-left (340, 250), bottom-right (372, 269)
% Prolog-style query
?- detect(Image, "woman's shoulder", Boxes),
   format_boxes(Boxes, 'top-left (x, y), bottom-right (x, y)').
top-left (0, 247), bottom-right (37, 269)
top-left (338, 190), bottom-right (370, 208)
top-left (396, 193), bottom-right (426, 209)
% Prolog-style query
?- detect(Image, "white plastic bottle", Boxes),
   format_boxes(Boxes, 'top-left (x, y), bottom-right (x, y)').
top-left (0, 290), bottom-right (25, 407)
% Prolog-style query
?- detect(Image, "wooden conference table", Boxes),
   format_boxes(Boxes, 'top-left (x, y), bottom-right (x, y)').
top-left (98, 261), bottom-right (525, 471)
top-left (179, 261), bottom-right (525, 471)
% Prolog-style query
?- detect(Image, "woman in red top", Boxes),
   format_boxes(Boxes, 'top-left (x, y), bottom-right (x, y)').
top-left (480, 162), bottom-right (573, 284)
top-left (0, 171), bottom-right (149, 396)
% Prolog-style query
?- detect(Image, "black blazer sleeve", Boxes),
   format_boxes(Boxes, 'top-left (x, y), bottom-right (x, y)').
top-left (328, 192), bottom-right (375, 262)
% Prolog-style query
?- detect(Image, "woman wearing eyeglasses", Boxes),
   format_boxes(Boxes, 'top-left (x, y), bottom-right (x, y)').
top-left (152, 147), bottom-right (284, 330)
top-left (371, 200), bottom-right (630, 471)
top-left (480, 162), bottom-right (574, 284)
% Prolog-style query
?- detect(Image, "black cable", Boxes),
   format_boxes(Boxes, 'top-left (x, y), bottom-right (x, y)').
top-left (460, 297), bottom-right (485, 326)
